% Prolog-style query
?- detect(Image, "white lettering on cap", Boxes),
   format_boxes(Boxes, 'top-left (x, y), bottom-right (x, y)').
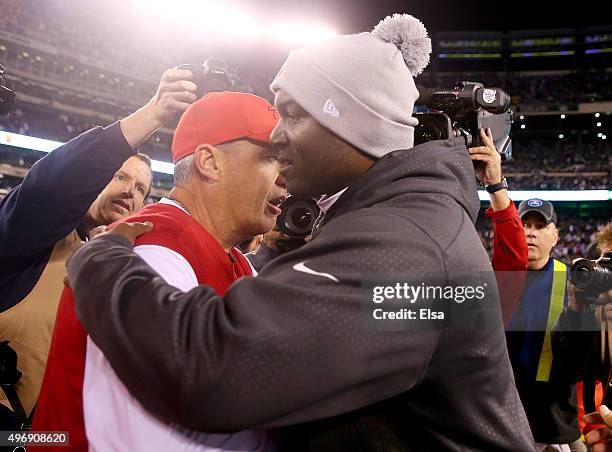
top-left (323, 99), bottom-right (340, 118)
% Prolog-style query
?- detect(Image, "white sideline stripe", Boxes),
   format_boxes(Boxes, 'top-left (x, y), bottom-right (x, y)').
top-left (477, 190), bottom-right (611, 202)
top-left (0, 130), bottom-right (175, 175)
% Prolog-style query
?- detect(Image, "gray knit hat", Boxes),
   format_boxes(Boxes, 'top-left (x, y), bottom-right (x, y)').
top-left (270, 14), bottom-right (432, 159)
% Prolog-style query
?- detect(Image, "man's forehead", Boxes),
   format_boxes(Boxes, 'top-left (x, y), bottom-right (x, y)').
top-left (121, 157), bottom-right (152, 180)
top-left (521, 211), bottom-right (549, 225)
top-left (273, 90), bottom-right (300, 109)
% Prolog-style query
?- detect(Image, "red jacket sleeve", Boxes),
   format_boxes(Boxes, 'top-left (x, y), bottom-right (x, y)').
top-left (485, 201), bottom-right (528, 326)
top-left (30, 286), bottom-right (88, 452)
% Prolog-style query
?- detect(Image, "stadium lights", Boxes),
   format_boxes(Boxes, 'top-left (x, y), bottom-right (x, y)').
top-left (520, 124), bottom-right (526, 129)
top-left (2, 131), bottom-right (611, 202)
top-left (603, 135), bottom-right (608, 140)
top-left (519, 115), bottom-right (525, 120)
top-left (133, 0), bottom-right (336, 43)
top-left (558, 133), bottom-right (564, 139)
top-left (597, 122), bottom-right (602, 127)
top-left (560, 114), bottom-right (566, 119)
top-left (598, 132), bottom-right (603, 137)
top-left (265, 23), bottom-right (337, 43)
top-left (595, 112), bottom-right (601, 118)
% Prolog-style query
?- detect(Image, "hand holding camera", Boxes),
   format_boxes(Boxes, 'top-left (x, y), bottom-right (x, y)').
top-left (469, 128), bottom-right (503, 186)
top-left (144, 68), bottom-right (199, 125)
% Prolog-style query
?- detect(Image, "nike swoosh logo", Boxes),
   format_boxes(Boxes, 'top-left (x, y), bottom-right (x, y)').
top-left (292, 261), bottom-right (339, 282)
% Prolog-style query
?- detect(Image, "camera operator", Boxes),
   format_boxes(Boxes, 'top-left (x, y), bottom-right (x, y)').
top-left (64, 14), bottom-right (534, 450)
top-left (552, 222), bottom-right (612, 451)
top-left (0, 68), bottom-right (197, 429)
top-left (504, 199), bottom-right (586, 451)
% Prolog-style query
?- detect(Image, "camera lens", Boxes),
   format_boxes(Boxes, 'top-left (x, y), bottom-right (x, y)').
top-left (574, 266), bottom-right (592, 287)
top-left (290, 208), bottom-right (313, 230)
top-left (276, 197), bottom-right (321, 238)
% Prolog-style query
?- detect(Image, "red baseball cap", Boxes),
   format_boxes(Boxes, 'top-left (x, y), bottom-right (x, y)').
top-left (171, 91), bottom-right (279, 163)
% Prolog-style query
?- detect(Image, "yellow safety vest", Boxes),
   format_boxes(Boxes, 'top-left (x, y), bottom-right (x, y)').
top-left (536, 259), bottom-right (567, 382)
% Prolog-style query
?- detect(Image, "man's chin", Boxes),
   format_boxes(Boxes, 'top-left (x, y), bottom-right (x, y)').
top-left (105, 210), bottom-right (129, 224)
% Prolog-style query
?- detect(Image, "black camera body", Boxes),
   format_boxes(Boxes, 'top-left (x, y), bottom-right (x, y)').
top-left (276, 196), bottom-right (321, 239)
top-left (414, 81), bottom-right (512, 161)
top-left (177, 57), bottom-right (235, 97)
top-left (570, 252), bottom-right (612, 302)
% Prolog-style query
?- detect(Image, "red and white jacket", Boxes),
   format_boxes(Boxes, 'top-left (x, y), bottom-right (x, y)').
top-left (31, 199), bottom-right (267, 451)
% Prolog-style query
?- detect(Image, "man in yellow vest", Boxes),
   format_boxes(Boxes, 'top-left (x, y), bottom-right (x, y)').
top-left (506, 199), bottom-right (586, 451)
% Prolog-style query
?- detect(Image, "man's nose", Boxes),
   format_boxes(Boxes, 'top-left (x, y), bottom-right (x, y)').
top-left (270, 122), bottom-right (287, 148)
top-left (275, 172), bottom-right (287, 191)
top-left (121, 181), bottom-right (135, 198)
top-left (524, 225), bottom-right (536, 237)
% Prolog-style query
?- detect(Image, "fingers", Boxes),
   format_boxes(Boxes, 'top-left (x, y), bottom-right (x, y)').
top-left (593, 442), bottom-right (612, 452)
top-left (597, 290), bottom-right (612, 308)
top-left (88, 225), bottom-right (108, 240)
top-left (94, 221), bottom-right (153, 245)
top-left (471, 128), bottom-right (496, 153)
top-left (585, 412), bottom-right (605, 425)
top-left (586, 426), bottom-right (612, 446)
top-left (479, 127), bottom-right (494, 146)
top-left (158, 80), bottom-right (198, 105)
top-left (160, 80), bottom-right (199, 96)
top-left (161, 68), bottom-right (194, 83)
top-left (601, 405), bottom-right (612, 428)
top-left (469, 154), bottom-right (499, 165)
top-left (114, 221), bottom-right (154, 238)
top-left (149, 69), bottom-right (200, 123)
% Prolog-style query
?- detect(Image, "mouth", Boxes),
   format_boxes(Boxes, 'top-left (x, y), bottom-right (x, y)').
top-left (266, 194), bottom-right (287, 216)
top-left (112, 199), bottom-right (131, 214)
top-left (278, 156), bottom-right (293, 174)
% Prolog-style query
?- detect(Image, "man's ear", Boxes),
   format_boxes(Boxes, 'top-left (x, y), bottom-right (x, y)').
top-left (192, 144), bottom-right (222, 183)
top-left (551, 224), bottom-right (559, 247)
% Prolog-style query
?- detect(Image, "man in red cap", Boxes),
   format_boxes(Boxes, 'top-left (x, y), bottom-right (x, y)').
top-left (30, 92), bottom-right (286, 452)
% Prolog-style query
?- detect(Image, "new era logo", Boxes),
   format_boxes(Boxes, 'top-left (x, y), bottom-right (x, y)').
top-left (323, 99), bottom-right (340, 117)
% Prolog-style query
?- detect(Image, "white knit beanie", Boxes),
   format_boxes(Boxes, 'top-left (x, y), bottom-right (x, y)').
top-left (270, 14), bottom-right (432, 159)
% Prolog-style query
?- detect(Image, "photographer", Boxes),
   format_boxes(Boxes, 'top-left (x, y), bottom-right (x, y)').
top-left (0, 68), bottom-right (197, 429)
top-left (552, 222), bottom-right (612, 450)
top-left (65, 14), bottom-right (534, 450)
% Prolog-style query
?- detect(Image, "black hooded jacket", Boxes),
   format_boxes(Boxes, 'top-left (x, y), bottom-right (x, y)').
top-left (69, 138), bottom-right (535, 451)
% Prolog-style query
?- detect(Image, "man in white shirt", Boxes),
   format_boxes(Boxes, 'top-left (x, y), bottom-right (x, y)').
top-left (32, 91), bottom-right (287, 452)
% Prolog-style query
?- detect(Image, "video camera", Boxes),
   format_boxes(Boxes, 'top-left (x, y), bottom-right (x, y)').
top-left (414, 81), bottom-right (513, 161)
top-left (177, 57), bottom-right (236, 97)
top-left (0, 63), bottom-right (16, 116)
top-left (570, 252), bottom-right (612, 303)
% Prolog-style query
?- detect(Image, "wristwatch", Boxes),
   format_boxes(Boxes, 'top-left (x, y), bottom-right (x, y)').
top-left (485, 177), bottom-right (508, 194)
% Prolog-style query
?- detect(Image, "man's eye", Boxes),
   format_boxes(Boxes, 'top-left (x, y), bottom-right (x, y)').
top-left (137, 186), bottom-right (145, 194)
top-left (115, 174), bottom-right (124, 181)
